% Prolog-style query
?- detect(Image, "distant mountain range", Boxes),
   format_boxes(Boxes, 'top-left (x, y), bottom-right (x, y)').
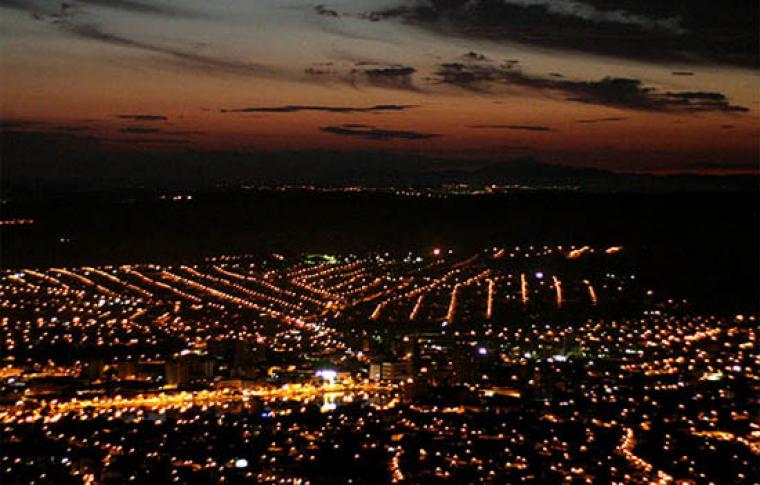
top-left (3, 147), bottom-right (758, 194)
top-left (433, 158), bottom-right (758, 192)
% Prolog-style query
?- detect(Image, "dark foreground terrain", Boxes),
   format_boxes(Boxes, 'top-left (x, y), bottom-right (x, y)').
top-left (2, 191), bottom-right (757, 313)
top-left (1, 190), bottom-right (758, 484)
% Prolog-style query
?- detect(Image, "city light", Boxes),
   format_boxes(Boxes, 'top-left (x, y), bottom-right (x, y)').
top-left (0, 245), bottom-right (754, 484)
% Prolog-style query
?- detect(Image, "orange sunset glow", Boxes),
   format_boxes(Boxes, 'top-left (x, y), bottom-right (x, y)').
top-left (1, 0), bottom-right (757, 182)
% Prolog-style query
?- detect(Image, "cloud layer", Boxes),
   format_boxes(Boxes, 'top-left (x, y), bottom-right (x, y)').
top-left (221, 104), bottom-right (417, 114)
top-left (433, 60), bottom-right (749, 113)
top-left (346, 0), bottom-right (758, 66)
top-left (320, 124), bottom-right (440, 140)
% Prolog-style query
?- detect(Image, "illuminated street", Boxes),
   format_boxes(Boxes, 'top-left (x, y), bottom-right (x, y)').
top-left (1, 246), bottom-right (756, 483)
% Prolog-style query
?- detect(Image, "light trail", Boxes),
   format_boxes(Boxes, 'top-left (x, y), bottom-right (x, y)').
top-left (390, 444), bottom-right (405, 483)
top-left (328, 269), bottom-right (369, 291)
top-left (618, 427), bottom-right (674, 484)
top-left (520, 274), bottom-right (528, 304)
top-left (690, 430), bottom-right (760, 456)
top-left (552, 276), bottom-right (563, 307)
top-left (23, 269), bottom-right (66, 288)
top-left (369, 302), bottom-right (385, 320)
top-left (567, 246), bottom-right (591, 259)
top-left (446, 283), bottom-right (461, 322)
top-left (213, 265), bottom-right (323, 307)
top-left (583, 279), bottom-right (598, 305)
top-left (299, 261), bottom-right (362, 282)
top-left (357, 279), bottom-right (412, 307)
top-left (445, 270), bottom-right (490, 323)
top-left (83, 267), bottom-right (153, 299)
top-left (51, 268), bottom-right (119, 297)
top-left (409, 293), bottom-right (425, 320)
top-left (124, 268), bottom-right (203, 303)
top-left (160, 270), bottom-right (305, 325)
top-left (182, 266), bottom-right (305, 313)
top-left (343, 277), bottom-right (383, 298)
top-left (486, 278), bottom-right (495, 319)
top-left (7, 274), bottom-right (39, 291)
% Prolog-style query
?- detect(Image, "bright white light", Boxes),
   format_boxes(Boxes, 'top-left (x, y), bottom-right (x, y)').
top-left (315, 369), bottom-right (337, 383)
top-left (320, 402), bottom-right (337, 412)
top-left (234, 458), bottom-right (248, 468)
top-left (535, 272), bottom-right (544, 279)
top-left (433, 248), bottom-right (441, 256)
top-left (478, 347), bottom-right (488, 355)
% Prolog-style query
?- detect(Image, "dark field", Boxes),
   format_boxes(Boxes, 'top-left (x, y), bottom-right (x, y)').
top-left (2, 191), bottom-right (758, 313)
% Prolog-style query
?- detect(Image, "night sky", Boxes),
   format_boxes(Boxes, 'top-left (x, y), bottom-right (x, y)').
top-left (1, 0), bottom-right (758, 182)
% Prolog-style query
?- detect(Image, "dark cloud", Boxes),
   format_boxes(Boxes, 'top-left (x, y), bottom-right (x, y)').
top-left (117, 114), bottom-right (168, 121)
top-left (0, 0), bottom-right (201, 17)
top-left (497, 145), bottom-right (533, 151)
top-left (320, 125), bottom-right (440, 140)
top-left (359, 65), bottom-right (417, 90)
top-left (672, 71), bottom-right (695, 76)
top-left (77, 0), bottom-right (200, 17)
top-left (121, 126), bottom-right (161, 134)
top-left (433, 62), bottom-right (514, 91)
top-left (63, 23), bottom-right (274, 77)
top-left (119, 126), bottom-right (201, 135)
top-left (0, 127), bottom-right (106, 144)
top-left (462, 51), bottom-right (490, 62)
top-left (0, 0), bottom-right (74, 20)
top-left (124, 137), bottom-right (191, 145)
top-left (471, 124), bottom-right (552, 132)
top-left (434, 62), bottom-right (749, 112)
top-left (314, 4), bottom-right (339, 17)
top-left (0, 0), bottom-right (29, 10)
top-left (304, 67), bottom-right (334, 76)
top-left (562, 78), bottom-right (748, 112)
top-left (163, 130), bottom-right (203, 136)
top-left (221, 104), bottom-right (417, 114)
top-left (661, 91), bottom-right (748, 112)
top-left (305, 62), bottom-right (419, 91)
top-left (1, 120), bottom-right (197, 147)
top-left (55, 125), bottom-right (93, 132)
top-left (576, 117), bottom-right (628, 124)
top-left (0, 119), bottom-right (49, 129)
top-left (352, 0), bottom-right (758, 67)
top-left (13, 3), bottom-right (275, 79)
top-left (358, 6), bottom-right (411, 23)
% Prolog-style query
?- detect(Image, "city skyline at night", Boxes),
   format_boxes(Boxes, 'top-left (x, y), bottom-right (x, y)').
top-left (0, 2), bottom-right (758, 485)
